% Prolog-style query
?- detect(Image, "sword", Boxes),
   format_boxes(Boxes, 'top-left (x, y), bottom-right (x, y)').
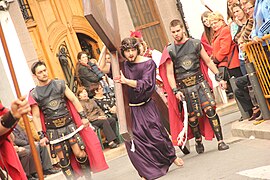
top-left (177, 100), bottom-right (188, 148)
top-left (49, 125), bottom-right (84, 145)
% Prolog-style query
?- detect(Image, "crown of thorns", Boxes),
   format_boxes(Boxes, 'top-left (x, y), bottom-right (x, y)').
top-left (120, 41), bottom-right (139, 51)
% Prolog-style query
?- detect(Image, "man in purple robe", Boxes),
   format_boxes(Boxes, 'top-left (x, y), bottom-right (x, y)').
top-left (114, 37), bottom-right (184, 180)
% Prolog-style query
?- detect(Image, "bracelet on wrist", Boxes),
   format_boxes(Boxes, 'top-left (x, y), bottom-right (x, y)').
top-left (172, 87), bottom-right (180, 95)
top-left (215, 73), bottom-right (223, 82)
top-left (78, 111), bottom-right (87, 119)
top-left (37, 131), bottom-right (46, 139)
top-left (0, 111), bottom-right (19, 129)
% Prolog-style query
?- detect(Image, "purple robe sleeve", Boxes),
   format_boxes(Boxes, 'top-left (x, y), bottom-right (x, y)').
top-left (134, 60), bottom-right (156, 99)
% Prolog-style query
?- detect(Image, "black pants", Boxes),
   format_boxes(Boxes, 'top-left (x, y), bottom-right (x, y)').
top-left (18, 147), bottom-right (36, 176)
top-left (91, 117), bottom-right (117, 143)
top-left (25, 144), bottom-right (52, 171)
top-left (227, 67), bottom-right (243, 94)
top-left (235, 76), bottom-right (253, 113)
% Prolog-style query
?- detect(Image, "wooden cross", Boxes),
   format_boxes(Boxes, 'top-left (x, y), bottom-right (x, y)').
top-left (83, 0), bottom-right (133, 140)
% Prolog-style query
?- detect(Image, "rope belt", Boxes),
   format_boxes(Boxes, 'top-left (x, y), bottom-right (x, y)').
top-left (129, 98), bottom-right (151, 107)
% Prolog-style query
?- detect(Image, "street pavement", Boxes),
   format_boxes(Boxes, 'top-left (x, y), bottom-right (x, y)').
top-left (45, 99), bottom-right (270, 179)
top-left (91, 138), bottom-right (270, 180)
top-left (91, 109), bottom-right (270, 180)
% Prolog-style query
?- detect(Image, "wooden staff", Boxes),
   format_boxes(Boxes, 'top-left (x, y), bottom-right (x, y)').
top-left (0, 23), bottom-right (44, 180)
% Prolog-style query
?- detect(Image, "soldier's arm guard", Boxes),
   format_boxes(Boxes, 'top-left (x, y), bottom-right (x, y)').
top-left (78, 111), bottom-right (87, 119)
top-left (0, 111), bottom-right (19, 129)
top-left (215, 73), bottom-right (223, 82)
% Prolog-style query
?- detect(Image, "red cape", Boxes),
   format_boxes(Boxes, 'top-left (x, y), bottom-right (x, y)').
top-left (0, 103), bottom-right (27, 180)
top-left (28, 95), bottom-right (108, 175)
top-left (159, 44), bottom-right (214, 146)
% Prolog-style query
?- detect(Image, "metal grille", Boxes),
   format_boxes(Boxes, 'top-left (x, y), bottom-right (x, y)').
top-left (17, 0), bottom-right (34, 21)
top-left (56, 42), bottom-right (78, 93)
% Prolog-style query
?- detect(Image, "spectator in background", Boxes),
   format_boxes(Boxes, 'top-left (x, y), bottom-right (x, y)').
top-left (251, 0), bottom-right (270, 60)
top-left (201, 11), bottom-right (214, 53)
top-left (90, 55), bottom-right (114, 97)
top-left (234, 0), bottom-right (265, 123)
top-left (17, 117), bottom-right (39, 141)
top-left (97, 46), bottom-right (115, 96)
top-left (201, 11), bottom-right (214, 90)
top-left (17, 117), bottom-right (60, 168)
top-left (11, 132), bottom-right (38, 180)
top-left (77, 87), bottom-right (119, 149)
top-left (239, 0), bottom-right (248, 11)
top-left (238, 0), bottom-right (255, 49)
top-left (98, 46), bottom-right (112, 75)
top-left (210, 12), bottom-right (242, 98)
top-left (234, 75), bottom-right (263, 122)
top-left (76, 51), bottom-right (105, 98)
top-left (13, 124), bottom-right (60, 177)
top-left (90, 82), bottom-right (117, 120)
top-left (227, 0), bottom-right (240, 24)
top-left (230, 3), bottom-right (248, 75)
top-left (201, 11), bottom-right (229, 106)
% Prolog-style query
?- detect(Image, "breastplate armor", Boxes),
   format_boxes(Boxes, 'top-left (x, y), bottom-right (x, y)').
top-left (31, 80), bottom-right (69, 120)
top-left (167, 39), bottom-right (202, 82)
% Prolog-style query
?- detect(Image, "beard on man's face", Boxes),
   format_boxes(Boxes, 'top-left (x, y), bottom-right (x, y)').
top-left (174, 34), bottom-right (183, 42)
top-left (127, 55), bottom-right (137, 62)
top-left (125, 52), bottom-right (137, 62)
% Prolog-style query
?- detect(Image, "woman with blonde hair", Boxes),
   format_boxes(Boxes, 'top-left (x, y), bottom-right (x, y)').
top-left (210, 12), bottom-right (242, 97)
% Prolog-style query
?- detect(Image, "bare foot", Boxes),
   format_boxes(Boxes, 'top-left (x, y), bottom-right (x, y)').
top-left (141, 177), bottom-right (146, 180)
top-left (173, 157), bottom-right (184, 166)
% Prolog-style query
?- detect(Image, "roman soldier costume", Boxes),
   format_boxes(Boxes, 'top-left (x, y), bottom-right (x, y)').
top-left (160, 38), bottom-right (229, 153)
top-left (29, 79), bottom-right (108, 179)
